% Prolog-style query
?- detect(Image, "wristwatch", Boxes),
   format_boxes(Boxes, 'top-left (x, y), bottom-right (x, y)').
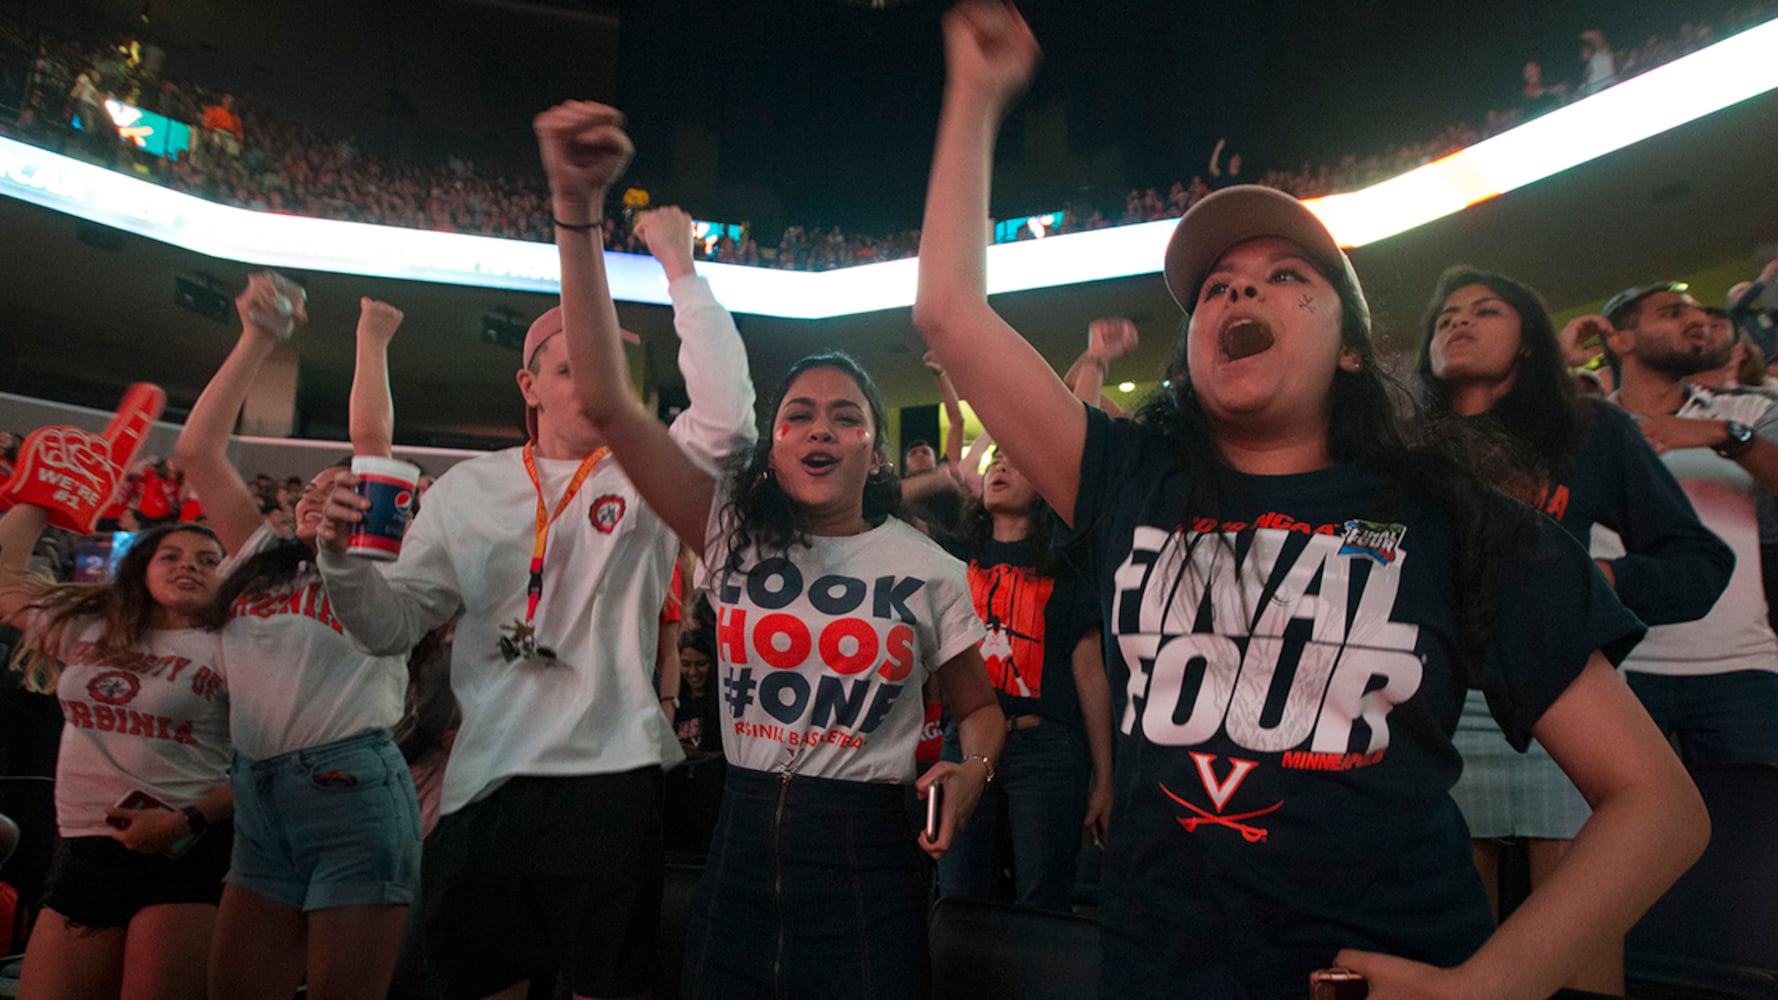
top-left (179, 804), bottom-right (209, 837)
top-left (1714, 420), bottom-right (1755, 458)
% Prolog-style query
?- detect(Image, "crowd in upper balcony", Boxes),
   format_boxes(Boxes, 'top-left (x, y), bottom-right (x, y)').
top-left (2, 2), bottom-right (1776, 272)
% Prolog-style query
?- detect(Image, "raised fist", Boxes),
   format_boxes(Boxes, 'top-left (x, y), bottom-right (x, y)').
top-left (357, 297), bottom-right (404, 346)
top-left (1559, 314), bottom-right (1612, 369)
top-left (534, 101), bottom-right (634, 212)
top-left (941, 1), bottom-right (1041, 108)
top-left (237, 271), bottom-right (307, 341)
top-left (0, 383), bottom-right (165, 533)
top-left (634, 205), bottom-right (696, 280)
top-left (1087, 317), bottom-right (1139, 364)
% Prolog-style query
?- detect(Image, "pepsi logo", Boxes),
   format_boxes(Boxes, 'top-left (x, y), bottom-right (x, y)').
top-left (87, 670), bottom-right (141, 705)
top-left (395, 490), bottom-right (413, 509)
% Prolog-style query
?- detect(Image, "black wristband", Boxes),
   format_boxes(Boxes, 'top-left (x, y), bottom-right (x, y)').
top-left (179, 804), bottom-right (209, 837)
top-left (554, 218), bottom-right (600, 231)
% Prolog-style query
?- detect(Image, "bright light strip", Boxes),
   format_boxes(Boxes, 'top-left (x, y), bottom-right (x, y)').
top-left (1, 15), bottom-right (1773, 318)
top-left (1306, 16), bottom-right (1778, 246)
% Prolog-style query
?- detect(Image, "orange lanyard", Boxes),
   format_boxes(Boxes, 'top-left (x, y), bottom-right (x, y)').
top-left (520, 441), bottom-right (607, 626)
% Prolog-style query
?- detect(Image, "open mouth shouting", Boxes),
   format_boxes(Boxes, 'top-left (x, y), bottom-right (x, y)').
top-left (1220, 317), bottom-right (1276, 362)
top-left (801, 451), bottom-right (841, 475)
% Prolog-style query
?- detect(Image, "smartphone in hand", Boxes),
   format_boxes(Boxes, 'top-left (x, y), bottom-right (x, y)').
top-left (1309, 968), bottom-right (1367, 999)
top-left (925, 782), bottom-right (944, 842)
top-left (110, 790), bottom-right (199, 857)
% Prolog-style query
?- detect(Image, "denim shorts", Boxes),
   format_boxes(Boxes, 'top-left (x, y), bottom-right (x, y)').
top-left (228, 728), bottom-right (422, 911)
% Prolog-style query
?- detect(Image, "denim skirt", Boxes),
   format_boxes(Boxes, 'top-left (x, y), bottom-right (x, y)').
top-left (682, 765), bottom-right (930, 1000)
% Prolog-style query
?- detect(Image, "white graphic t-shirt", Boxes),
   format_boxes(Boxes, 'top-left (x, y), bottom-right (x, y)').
top-left (704, 502), bottom-right (984, 783)
top-left (220, 523), bottom-right (407, 761)
top-left (1597, 385), bottom-right (1778, 676)
top-left (46, 621), bottom-right (230, 837)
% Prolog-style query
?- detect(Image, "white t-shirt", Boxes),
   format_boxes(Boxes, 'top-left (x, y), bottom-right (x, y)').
top-left (317, 274), bottom-right (758, 814)
top-left (1597, 385), bottom-right (1778, 676)
top-left (220, 523), bottom-right (408, 760)
top-left (704, 508), bottom-right (985, 783)
top-left (46, 621), bottom-right (230, 837)
top-left (322, 450), bottom-right (684, 812)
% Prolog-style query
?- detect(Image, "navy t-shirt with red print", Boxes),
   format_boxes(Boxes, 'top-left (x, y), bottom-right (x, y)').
top-left (1058, 405), bottom-right (1643, 999)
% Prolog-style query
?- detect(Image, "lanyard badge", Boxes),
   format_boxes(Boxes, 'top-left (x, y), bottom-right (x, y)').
top-left (500, 442), bottom-right (607, 665)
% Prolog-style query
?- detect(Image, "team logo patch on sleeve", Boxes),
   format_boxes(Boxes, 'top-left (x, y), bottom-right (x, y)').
top-left (589, 495), bottom-right (627, 533)
top-left (87, 670), bottom-right (142, 705)
top-left (1338, 519), bottom-right (1406, 565)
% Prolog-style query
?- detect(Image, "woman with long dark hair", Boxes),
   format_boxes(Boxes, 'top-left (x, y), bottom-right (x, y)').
top-left (1417, 265), bottom-right (1731, 994)
top-left (175, 278), bottom-right (419, 1000)
top-left (2, 506), bottom-right (232, 1000)
top-left (934, 449), bottom-right (1113, 910)
top-left (912, 5), bottom-right (1708, 997)
top-left (532, 101), bottom-right (1003, 998)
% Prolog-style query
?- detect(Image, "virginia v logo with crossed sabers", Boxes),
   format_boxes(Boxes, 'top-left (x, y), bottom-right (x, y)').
top-left (1112, 521), bottom-right (1423, 842)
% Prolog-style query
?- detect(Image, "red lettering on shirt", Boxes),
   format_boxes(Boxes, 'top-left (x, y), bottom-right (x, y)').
top-left (229, 581), bottom-right (346, 636)
top-left (718, 606), bottom-right (749, 664)
top-left (754, 613), bottom-right (812, 669)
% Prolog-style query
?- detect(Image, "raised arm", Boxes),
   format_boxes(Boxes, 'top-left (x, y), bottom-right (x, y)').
top-left (955, 427), bottom-right (994, 498)
top-left (0, 503), bottom-right (50, 624)
top-left (912, 2), bottom-right (1086, 524)
top-left (350, 298), bottom-right (403, 459)
top-left (1064, 317), bottom-right (1139, 417)
top-left (661, 227), bottom-right (759, 476)
top-left (924, 351), bottom-right (967, 467)
top-left (173, 274), bottom-right (305, 555)
top-left (535, 103), bottom-right (720, 557)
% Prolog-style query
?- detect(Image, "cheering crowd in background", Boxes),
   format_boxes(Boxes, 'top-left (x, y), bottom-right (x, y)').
top-left (3, 3), bottom-right (1778, 269)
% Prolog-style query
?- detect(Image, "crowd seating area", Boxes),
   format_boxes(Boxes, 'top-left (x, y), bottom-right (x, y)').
top-left (3, 3), bottom-right (1776, 272)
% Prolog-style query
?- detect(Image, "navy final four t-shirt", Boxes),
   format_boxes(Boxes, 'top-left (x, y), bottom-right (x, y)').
top-left (1059, 405), bottom-right (1643, 999)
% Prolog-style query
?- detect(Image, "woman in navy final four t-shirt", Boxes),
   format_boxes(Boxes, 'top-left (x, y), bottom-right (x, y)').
top-left (912, 6), bottom-right (1708, 998)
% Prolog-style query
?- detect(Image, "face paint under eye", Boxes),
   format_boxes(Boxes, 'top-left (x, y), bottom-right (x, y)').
top-left (855, 429), bottom-right (869, 445)
top-left (776, 423), bottom-right (791, 440)
top-left (1298, 293), bottom-right (1316, 314)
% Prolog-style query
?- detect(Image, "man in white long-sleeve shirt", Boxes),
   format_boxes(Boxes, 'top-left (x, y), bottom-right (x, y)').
top-left (316, 202), bottom-right (755, 1000)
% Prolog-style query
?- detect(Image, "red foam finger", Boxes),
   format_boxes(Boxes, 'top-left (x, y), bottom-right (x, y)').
top-left (0, 383), bottom-right (165, 532)
top-left (100, 383), bottom-right (167, 467)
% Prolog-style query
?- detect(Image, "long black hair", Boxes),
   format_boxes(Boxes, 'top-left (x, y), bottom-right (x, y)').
top-left (11, 523), bottom-right (224, 693)
top-left (1415, 266), bottom-right (1587, 487)
top-left (958, 449), bottom-right (1064, 578)
top-left (718, 352), bottom-right (901, 575)
top-left (1136, 257), bottom-right (1532, 672)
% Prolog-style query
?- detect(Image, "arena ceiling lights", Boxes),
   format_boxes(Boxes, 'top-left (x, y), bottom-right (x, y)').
top-left (2, 15), bottom-right (1774, 320)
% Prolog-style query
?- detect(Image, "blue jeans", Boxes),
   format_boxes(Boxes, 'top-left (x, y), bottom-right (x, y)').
top-left (936, 720), bottom-right (1090, 912)
top-left (1626, 670), bottom-right (1778, 767)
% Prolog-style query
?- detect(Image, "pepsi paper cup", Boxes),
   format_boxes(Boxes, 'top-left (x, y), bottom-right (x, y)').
top-left (348, 456), bottom-right (419, 561)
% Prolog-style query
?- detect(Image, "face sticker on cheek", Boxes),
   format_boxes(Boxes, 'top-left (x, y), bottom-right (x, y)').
top-left (776, 423), bottom-right (791, 441)
top-left (856, 429), bottom-right (870, 446)
top-left (1298, 293), bottom-right (1316, 314)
